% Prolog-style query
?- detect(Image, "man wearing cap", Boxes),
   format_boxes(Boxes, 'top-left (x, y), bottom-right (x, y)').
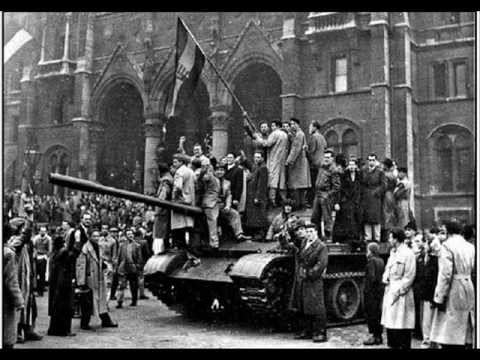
top-left (307, 120), bottom-right (327, 205)
top-left (289, 221), bottom-right (329, 342)
top-left (286, 118), bottom-right (311, 210)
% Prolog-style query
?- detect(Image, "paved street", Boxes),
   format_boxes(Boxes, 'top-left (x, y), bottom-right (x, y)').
top-left (16, 289), bottom-right (424, 349)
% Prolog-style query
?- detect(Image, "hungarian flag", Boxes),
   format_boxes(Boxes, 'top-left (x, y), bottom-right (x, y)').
top-left (4, 29), bottom-right (33, 64)
top-left (167, 18), bottom-right (205, 118)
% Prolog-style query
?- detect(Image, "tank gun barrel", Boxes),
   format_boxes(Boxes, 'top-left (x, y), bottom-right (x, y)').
top-left (48, 173), bottom-right (203, 216)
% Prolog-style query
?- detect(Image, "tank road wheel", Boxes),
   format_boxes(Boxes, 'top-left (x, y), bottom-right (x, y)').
top-left (327, 278), bottom-right (361, 321)
top-left (261, 264), bottom-right (294, 329)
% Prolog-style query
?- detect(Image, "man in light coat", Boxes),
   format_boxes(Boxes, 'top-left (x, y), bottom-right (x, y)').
top-left (286, 118), bottom-right (312, 209)
top-left (3, 238), bottom-right (25, 348)
top-left (254, 120), bottom-right (288, 207)
top-left (381, 228), bottom-right (416, 349)
top-left (170, 153), bottom-right (196, 249)
top-left (430, 220), bottom-right (475, 349)
top-left (76, 230), bottom-right (118, 330)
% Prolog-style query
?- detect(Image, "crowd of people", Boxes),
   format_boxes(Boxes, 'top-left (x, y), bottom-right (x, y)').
top-left (2, 116), bottom-right (476, 349)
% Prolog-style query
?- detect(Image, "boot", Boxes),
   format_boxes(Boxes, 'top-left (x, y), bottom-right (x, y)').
top-left (24, 326), bottom-right (43, 341)
top-left (294, 331), bottom-right (311, 340)
top-left (312, 332), bottom-right (327, 343)
top-left (80, 316), bottom-right (94, 331)
top-left (363, 335), bottom-right (379, 345)
top-left (100, 313), bottom-right (118, 328)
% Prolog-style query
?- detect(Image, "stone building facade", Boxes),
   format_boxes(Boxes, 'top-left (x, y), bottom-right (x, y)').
top-left (4, 12), bottom-right (475, 228)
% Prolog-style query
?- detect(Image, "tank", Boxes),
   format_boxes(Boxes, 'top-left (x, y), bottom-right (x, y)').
top-left (49, 173), bottom-right (390, 327)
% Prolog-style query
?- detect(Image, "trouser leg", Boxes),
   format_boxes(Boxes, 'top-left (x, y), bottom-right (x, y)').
top-left (268, 188), bottom-right (277, 206)
top-left (422, 301), bottom-right (433, 341)
top-left (373, 224), bottom-right (381, 242)
top-left (279, 189), bottom-right (288, 204)
top-left (364, 224), bottom-right (373, 242)
top-left (221, 208), bottom-right (243, 238)
top-left (311, 196), bottom-right (323, 233)
top-left (204, 206), bottom-right (219, 248)
top-left (36, 258), bottom-right (46, 293)
top-left (138, 272), bottom-right (145, 297)
top-left (80, 315), bottom-right (90, 329)
top-left (319, 196), bottom-right (333, 239)
top-left (117, 275), bottom-right (127, 303)
top-left (110, 272), bottom-right (119, 299)
top-left (129, 273), bottom-right (139, 305)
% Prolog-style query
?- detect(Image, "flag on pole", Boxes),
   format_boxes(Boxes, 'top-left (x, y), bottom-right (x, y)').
top-left (167, 18), bottom-right (205, 118)
top-left (4, 29), bottom-right (33, 64)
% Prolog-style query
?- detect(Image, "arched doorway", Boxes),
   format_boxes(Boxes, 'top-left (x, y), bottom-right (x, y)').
top-left (164, 80), bottom-right (211, 160)
top-left (96, 82), bottom-right (145, 192)
top-left (230, 63), bottom-right (282, 156)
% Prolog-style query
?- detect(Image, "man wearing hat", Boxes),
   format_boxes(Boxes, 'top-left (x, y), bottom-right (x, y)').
top-left (286, 118), bottom-right (311, 210)
top-left (289, 221), bottom-right (329, 342)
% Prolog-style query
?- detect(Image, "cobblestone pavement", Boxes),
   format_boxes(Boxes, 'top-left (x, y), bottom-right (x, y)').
top-left (16, 289), bottom-right (424, 349)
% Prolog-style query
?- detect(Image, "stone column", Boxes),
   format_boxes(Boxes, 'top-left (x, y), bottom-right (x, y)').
top-left (280, 14), bottom-right (303, 123)
top-left (368, 12), bottom-right (391, 158)
top-left (143, 113), bottom-right (164, 194)
top-left (72, 12), bottom-right (95, 179)
top-left (210, 105), bottom-right (230, 161)
top-left (61, 12), bottom-right (72, 74)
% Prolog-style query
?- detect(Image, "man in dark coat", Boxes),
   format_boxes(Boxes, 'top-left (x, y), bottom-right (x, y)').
top-left (224, 153), bottom-right (244, 210)
top-left (310, 149), bottom-right (341, 242)
top-left (363, 242), bottom-right (385, 345)
top-left (360, 153), bottom-right (386, 242)
top-left (116, 229), bottom-right (143, 308)
top-left (289, 221), bottom-right (329, 342)
top-left (333, 158), bottom-right (363, 249)
top-left (47, 228), bottom-right (82, 336)
top-left (244, 151), bottom-right (269, 240)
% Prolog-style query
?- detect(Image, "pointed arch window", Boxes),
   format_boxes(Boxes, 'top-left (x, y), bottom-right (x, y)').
top-left (432, 126), bottom-right (473, 193)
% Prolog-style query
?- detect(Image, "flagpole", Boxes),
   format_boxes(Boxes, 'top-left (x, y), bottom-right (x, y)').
top-left (178, 18), bottom-right (258, 136)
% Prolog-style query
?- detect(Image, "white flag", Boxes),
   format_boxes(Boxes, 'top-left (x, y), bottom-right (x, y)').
top-left (4, 29), bottom-right (33, 64)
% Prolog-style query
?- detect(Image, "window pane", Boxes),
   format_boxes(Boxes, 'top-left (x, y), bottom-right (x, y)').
top-left (326, 130), bottom-right (338, 149)
top-left (455, 133), bottom-right (473, 192)
top-left (336, 58), bottom-right (347, 76)
top-left (335, 57), bottom-right (347, 92)
top-left (435, 135), bottom-right (453, 192)
top-left (433, 63), bottom-right (447, 98)
top-left (454, 62), bottom-right (467, 97)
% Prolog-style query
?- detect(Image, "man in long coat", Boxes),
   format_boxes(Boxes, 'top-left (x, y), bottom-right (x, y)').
top-left (286, 118), bottom-right (311, 209)
top-left (47, 229), bottom-right (82, 336)
top-left (381, 228), bottom-right (416, 349)
top-left (76, 230), bottom-right (118, 330)
top-left (3, 238), bottom-right (25, 348)
top-left (333, 158), bottom-right (363, 248)
top-left (115, 229), bottom-right (143, 308)
top-left (244, 152), bottom-right (269, 240)
top-left (430, 220), bottom-right (475, 349)
top-left (289, 221), bottom-right (329, 342)
top-left (254, 120), bottom-right (288, 207)
top-left (153, 162), bottom-right (173, 254)
top-left (8, 219), bottom-right (42, 343)
top-left (306, 121), bottom-right (327, 205)
top-left (361, 154), bottom-right (386, 242)
top-left (170, 154), bottom-right (196, 249)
